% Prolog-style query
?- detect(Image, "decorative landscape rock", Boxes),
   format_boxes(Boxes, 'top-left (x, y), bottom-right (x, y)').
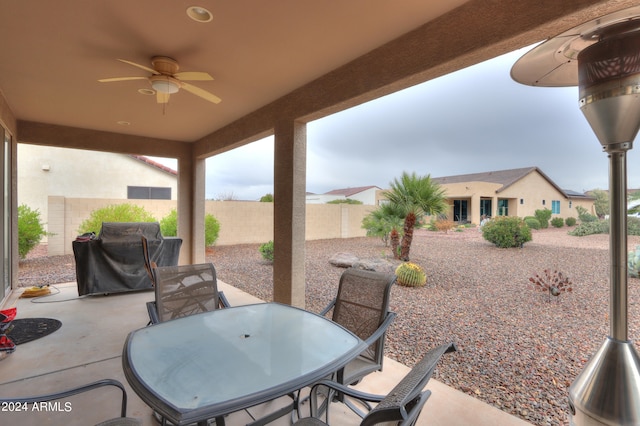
top-left (352, 258), bottom-right (396, 275)
top-left (328, 252), bottom-right (360, 268)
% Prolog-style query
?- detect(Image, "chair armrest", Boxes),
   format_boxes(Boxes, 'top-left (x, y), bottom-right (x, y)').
top-left (146, 301), bottom-right (159, 325)
top-left (310, 379), bottom-right (385, 405)
top-left (319, 298), bottom-right (336, 317)
top-left (363, 311), bottom-right (396, 347)
top-left (0, 379), bottom-right (129, 418)
top-left (219, 291), bottom-right (231, 309)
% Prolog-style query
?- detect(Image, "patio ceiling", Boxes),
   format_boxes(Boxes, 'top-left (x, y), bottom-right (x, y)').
top-left (1, 1), bottom-right (636, 158)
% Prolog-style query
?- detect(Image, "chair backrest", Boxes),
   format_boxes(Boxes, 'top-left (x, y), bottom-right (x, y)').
top-left (332, 268), bottom-right (396, 365)
top-left (361, 342), bottom-right (457, 426)
top-left (153, 263), bottom-right (221, 322)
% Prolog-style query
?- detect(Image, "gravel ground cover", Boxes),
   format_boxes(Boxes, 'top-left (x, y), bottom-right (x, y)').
top-left (18, 227), bottom-right (640, 426)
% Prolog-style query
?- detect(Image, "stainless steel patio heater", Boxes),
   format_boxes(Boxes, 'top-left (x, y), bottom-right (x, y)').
top-left (511, 6), bottom-right (640, 426)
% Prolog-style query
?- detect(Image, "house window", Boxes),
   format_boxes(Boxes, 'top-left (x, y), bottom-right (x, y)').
top-left (569, 201), bottom-right (573, 208)
top-left (520, 199), bottom-right (524, 205)
top-left (552, 200), bottom-right (560, 214)
top-left (480, 199), bottom-right (492, 217)
top-left (128, 186), bottom-right (171, 200)
top-left (497, 199), bottom-right (508, 216)
top-left (542, 200), bottom-right (546, 206)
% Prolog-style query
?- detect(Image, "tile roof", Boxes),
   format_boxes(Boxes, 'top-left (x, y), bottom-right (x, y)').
top-left (130, 155), bottom-right (177, 176)
top-left (324, 185), bottom-right (381, 197)
top-left (432, 166), bottom-right (590, 198)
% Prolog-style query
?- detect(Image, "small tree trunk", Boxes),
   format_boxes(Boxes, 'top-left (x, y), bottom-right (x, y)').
top-left (400, 212), bottom-right (416, 261)
top-left (390, 228), bottom-right (400, 259)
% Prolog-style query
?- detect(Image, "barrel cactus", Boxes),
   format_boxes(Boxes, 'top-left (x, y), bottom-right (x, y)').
top-left (395, 262), bottom-right (427, 287)
top-left (629, 245), bottom-right (640, 278)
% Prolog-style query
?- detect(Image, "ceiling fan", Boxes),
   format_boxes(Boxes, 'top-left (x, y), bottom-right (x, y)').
top-left (98, 56), bottom-right (221, 104)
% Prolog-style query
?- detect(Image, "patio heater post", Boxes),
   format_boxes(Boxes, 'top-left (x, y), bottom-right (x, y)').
top-left (510, 8), bottom-right (640, 425)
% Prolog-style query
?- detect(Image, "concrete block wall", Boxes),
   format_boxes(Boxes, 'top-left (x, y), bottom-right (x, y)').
top-left (47, 197), bottom-right (374, 256)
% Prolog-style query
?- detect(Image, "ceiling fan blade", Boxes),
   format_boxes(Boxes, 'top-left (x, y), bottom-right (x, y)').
top-left (156, 91), bottom-right (170, 104)
top-left (174, 71), bottom-right (213, 81)
top-left (117, 59), bottom-right (159, 75)
top-left (98, 76), bottom-right (148, 83)
top-left (181, 82), bottom-right (221, 104)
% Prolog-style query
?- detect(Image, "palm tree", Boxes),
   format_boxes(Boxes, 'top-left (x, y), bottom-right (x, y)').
top-left (384, 171), bottom-right (448, 261)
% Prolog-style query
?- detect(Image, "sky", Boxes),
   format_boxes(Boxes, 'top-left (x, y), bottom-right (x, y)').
top-left (154, 44), bottom-right (640, 201)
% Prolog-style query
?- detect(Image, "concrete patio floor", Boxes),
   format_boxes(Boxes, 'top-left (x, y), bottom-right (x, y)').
top-left (0, 281), bottom-right (531, 426)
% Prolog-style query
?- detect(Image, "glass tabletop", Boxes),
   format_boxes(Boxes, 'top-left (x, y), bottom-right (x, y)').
top-left (123, 303), bottom-right (364, 424)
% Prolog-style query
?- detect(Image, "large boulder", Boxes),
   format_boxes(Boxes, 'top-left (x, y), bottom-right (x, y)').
top-left (353, 258), bottom-right (397, 275)
top-left (329, 252), bottom-right (359, 268)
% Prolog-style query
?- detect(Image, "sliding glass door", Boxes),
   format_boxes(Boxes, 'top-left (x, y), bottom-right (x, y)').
top-left (1, 129), bottom-right (9, 301)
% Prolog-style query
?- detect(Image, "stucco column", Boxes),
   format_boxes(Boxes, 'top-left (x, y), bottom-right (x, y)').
top-left (177, 154), bottom-right (206, 264)
top-left (273, 120), bottom-right (306, 307)
top-left (470, 193), bottom-right (480, 225)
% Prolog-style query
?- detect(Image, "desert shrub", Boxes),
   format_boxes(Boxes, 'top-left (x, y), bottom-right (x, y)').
top-left (565, 217), bottom-right (577, 226)
top-left (18, 204), bottom-right (48, 259)
top-left (259, 240), bottom-right (274, 262)
top-left (576, 205), bottom-right (598, 223)
top-left (551, 217), bottom-right (564, 228)
top-left (327, 198), bottom-right (363, 204)
top-left (524, 216), bottom-right (541, 230)
top-left (204, 214), bottom-right (221, 246)
top-left (77, 203), bottom-right (156, 234)
top-left (160, 209), bottom-right (178, 237)
top-left (160, 209), bottom-right (220, 246)
top-left (629, 217), bottom-right (640, 236)
top-left (534, 208), bottom-right (552, 229)
top-left (482, 216), bottom-right (532, 248)
top-left (434, 218), bottom-right (455, 233)
top-left (568, 220), bottom-right (608, 236)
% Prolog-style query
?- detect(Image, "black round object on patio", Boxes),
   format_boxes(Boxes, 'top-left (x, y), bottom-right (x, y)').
top-left (6, 318), bottom-right (62, 345)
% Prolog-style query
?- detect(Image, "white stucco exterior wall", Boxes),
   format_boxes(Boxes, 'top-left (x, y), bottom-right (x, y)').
top-left (18, 144), bottom-right (177, 233)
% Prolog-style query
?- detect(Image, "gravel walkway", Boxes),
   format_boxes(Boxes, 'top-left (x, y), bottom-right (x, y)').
top-left (18, 227), bottom-right (640, 426)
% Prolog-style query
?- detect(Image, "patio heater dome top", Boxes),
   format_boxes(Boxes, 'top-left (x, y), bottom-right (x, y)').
top-left (510, 5), bottom-right (640, 88)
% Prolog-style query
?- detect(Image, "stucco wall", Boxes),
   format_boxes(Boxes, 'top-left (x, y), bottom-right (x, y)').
top-left (48, 198), bottom-right (374, 255)
top-left (18, 145), bottom-right (178, 236)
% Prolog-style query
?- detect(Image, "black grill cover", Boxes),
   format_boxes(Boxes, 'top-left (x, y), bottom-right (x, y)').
top-left (73, 222), bottom-right (182, 296)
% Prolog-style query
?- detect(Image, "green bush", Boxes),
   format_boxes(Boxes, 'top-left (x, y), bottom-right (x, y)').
top-left (524, 216), bottom-right (541, 230)
top-left (204, 213), bottom-right (221, 247)
top-left (160, 209), bottom-right (221, 247)
top-left (576, 205), bottom-right (598, 223)
top-left (551, 217), bottom-right (564, 228)
top-left (160, 209), bottom-right (178, 237)
top-left (77, 204), bottom-right (157, 234)
top-left (259, 240), bottom-right (274, 262)
top-left (18, 204), bottom-right (48, 259)
top-left (534, 208), bottom-right (552, 229)
top-left (629, 217), bottom-right (640, 236)
top-left (482, 216), bottom-right (532, 248)
top-left (565, 217), bottom-right (577, 226)
top-left (568, 220), bottom-right (608, 236)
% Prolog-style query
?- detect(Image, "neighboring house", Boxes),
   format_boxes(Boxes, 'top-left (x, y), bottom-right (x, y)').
top-left (18, 144), bottom-right (178, 233)
top-left (306, 185), bottom-right (381, 205)
top-left (428, 167), bottom-right (595, 225)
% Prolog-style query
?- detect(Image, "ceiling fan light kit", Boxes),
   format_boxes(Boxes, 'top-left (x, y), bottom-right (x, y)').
top-left (98, 55), bottom-right (221, 104)
top-left (150, 75), bottom-right (180, 94)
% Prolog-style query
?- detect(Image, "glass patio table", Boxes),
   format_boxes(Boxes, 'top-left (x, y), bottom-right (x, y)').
top-left (122, 302), bottom-right (366, 426)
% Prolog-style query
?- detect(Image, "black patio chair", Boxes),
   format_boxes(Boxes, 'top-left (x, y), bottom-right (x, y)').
top-left (296, 342), bottom-right (457, 426)
top-left (146, 262), bottom-right (230, 324)
top-left (0, 379), bottom-right (141, 426)
top-left (322, 268), bottom-right (397, 386)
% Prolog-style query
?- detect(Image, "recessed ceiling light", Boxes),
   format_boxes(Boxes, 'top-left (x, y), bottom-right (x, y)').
top-left (117, 121), bottom-right (131, 126)
top-left (187, 6), bottom-right (212, 23)
top-left (138, 88), bottom-right (155, 96)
